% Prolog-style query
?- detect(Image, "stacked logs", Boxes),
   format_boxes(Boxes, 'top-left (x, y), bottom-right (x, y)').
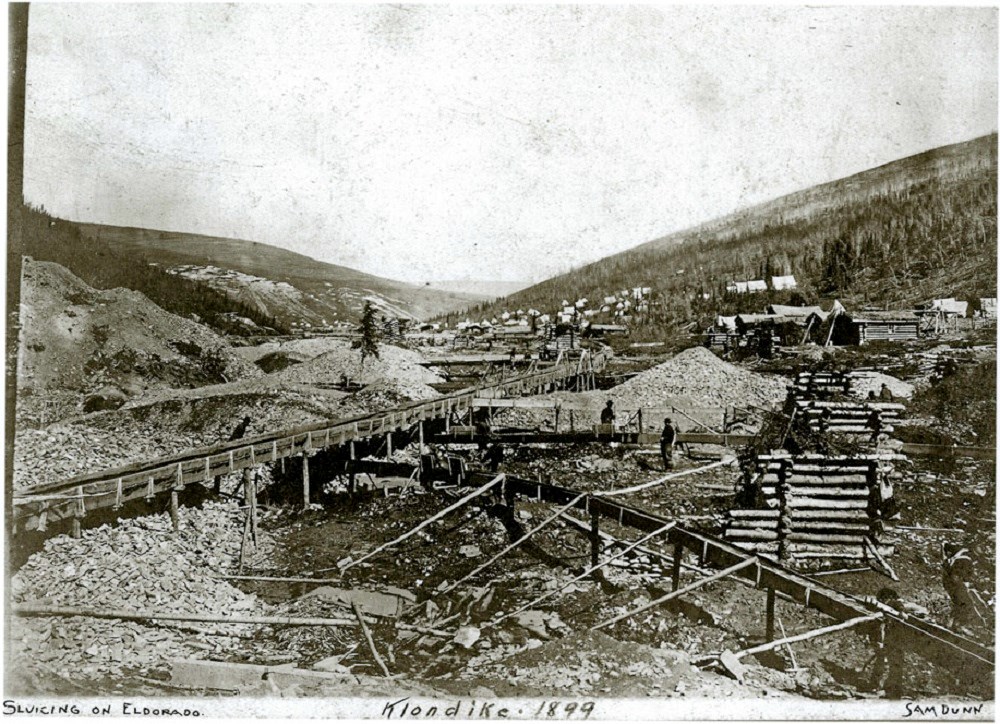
top-left (789, 370), bottom-right (853, 399)
top-left (725, 454), bottom-right (897, 561)
top-left (794, 399), bottom-right (905, 435)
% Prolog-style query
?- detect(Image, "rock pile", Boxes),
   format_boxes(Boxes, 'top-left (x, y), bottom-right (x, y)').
top-left (17, 260), bottom-right (262, 427)
top-left (11, 501), bottom-right (272, 680)
top-left (339, 379), bottom-right (441, 415)
top-left (607, 346), bottom-right (789, 412)
top-left (849, 371), bottom-right (914, 400)
top-left (275, 342), bottom-right (444, 387)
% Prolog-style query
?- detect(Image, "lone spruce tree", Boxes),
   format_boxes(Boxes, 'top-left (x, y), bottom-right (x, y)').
top-left (359, 301), bottom-right (381, 368)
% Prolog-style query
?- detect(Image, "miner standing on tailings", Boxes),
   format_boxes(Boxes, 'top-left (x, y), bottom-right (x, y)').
top-left (600, 400), bottom-right (615, 425)
top-left (942, 542), bottom-right (979, 634)
top-left (229, 415), bottom-right (252, 441)
top-left (660, 417), bottom-right (676, 470)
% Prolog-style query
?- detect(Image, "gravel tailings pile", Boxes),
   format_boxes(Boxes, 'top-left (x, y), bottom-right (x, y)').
top-left (17, 260), bottom-right (261, 427)
top-left (11, 501), bottom-right (271, 682)
top-left (849, 371), bottom-right (914, 400)
top-left (274, 342), bottom-right (443, 387)
top-left (12, 389), bottom-right (344, 489)
top-left (13, 370), bottom-right (441, 490)
top-left (607, 346), bottom-right (789, 411)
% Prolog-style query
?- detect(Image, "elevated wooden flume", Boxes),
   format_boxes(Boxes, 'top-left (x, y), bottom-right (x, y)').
top-left (11, 349), bottom-right (609, 534)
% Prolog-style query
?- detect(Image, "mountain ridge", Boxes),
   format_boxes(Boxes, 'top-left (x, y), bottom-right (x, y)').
top-left (455, 133), bottom-right (997, 338)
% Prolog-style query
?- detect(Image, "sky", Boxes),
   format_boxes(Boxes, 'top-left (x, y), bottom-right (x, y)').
top-left (22, 4), bottom-right (998, 285)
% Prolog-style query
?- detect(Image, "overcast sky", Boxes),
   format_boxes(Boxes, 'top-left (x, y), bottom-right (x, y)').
top-left (23, 4), bottom-right (998, 284)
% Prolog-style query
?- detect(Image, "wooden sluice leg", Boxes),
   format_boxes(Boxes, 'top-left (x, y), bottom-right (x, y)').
top-left (766, 587), bottom-right (776, 642)
top-left (213, 475), bottom-right (222, 494)
top-left (386, 432), bottom-right (393, 461)
top-left (349, 441), bottom-right (356, 494)
top-left (71, 517), bottom-right (82, 539)
top-left (169, 489), bottom-right (180, 531)
top-left (418, 421), bottom-right (424, 452)
top-left (589, 510), bottom-right (601, 574)
top-left (302, 454), bottom-right (310, 509)
top-left (672, 544), bottom-right (683, 591)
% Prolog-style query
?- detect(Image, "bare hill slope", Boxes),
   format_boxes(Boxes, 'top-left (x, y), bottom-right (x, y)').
top-left (75, 223), bottom-right (487, 326)
top-left (17, 259), bottom-right (262, 426)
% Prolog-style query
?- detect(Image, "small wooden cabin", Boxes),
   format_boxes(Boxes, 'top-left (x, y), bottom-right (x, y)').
top-left (837, 311), bottom-right (920, 345)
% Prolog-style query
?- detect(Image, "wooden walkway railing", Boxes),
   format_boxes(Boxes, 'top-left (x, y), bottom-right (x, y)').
top-left (12, 350), bottom-right (609, 534)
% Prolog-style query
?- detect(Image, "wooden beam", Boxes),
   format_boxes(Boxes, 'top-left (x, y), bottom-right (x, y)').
top-left (169, 489), bottom-right (180, 531)
top-left (735, 613), bottom-right (882, 660)
top-left (407, 492), bottom-right (588, 611)
top-left (12, 603), bottom-right (450, 637)
top-left (301, 454), bottom-right (310, 509)
top-left (488, 522), bottom-right (676, 628)
top-left (765, 587), bottom-right (776, 641)
top-left (332, 474), bottom-right (504, 574)
top-left (352, 601), bottom-right (391, 677)
top-left (591, 558), bottom-right (758, 630)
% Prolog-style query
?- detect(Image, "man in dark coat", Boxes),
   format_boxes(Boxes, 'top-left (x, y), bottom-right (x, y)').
top-left (485, 442), bottom-right (505, 473)
top-left (879, 383), bottom-right (894, 402)
top-left (600, 400), bottom-right (615, 425)
top-left (942, 542), bottom-right (979, 633)
top-left (867, 408), bottom-right (883, 443)
top-left (871, 587), bottom-right (906, 698)
top-left (229, 415), bottom-right (252, 441)
top-left (660, 417), bottom-right (677, 470)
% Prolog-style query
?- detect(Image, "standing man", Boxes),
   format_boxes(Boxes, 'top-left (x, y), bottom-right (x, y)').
top-left (879, 383), bottom-right (894, 402)
top-left (600, 400), bottom-right (616, 426)
top-left (867, 408), bottom-right (883, 443)
top-left (485, 442), bottom-right (505, 473)
top-left (660, 417), bottom-right (677, 470)
top-left (871, 588), bottom-right (906, 698)
top-left (229, 415), bottom-right (252, 441)
top-left (942, 542), bottom-right (979, 633)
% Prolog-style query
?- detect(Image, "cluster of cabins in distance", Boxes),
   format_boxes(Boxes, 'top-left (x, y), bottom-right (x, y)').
top-left (708, 295), bottom-right (997, 351)
top-left (416, 287), bottom-right (654, 348)
top-left (401, 267), bottom-right (997, 355)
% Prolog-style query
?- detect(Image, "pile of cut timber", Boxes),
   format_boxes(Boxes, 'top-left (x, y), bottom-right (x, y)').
top-left (726, 454), bottom-right (898, 561)
top-left (794, 399), bottom-right (905, 434)
top-left (789, 371), bottom-right (852, 399)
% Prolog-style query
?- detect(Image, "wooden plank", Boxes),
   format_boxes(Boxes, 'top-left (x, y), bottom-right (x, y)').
top-left (735, 614), bottom-right (881, 659)
top-left (591, 558), bottom-right (758, 630)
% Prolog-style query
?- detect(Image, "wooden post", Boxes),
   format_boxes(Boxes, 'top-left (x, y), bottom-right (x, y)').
top-left (672, 543), bottom-right (683, 591)
top-left (766, 587), bottom-right (776, 642)
top-left (554, 404), bottom-right (560, 433)
top-left (638, 408), bottom-right (644, 435)
top-left (169, 489), bottom-right (180, 531)
top-left (213, 475), bottom-right (222, 495)
top-left (349, 441), bottom-right (356, 494)
top-left (589, 509), bottom-right (600, 573)
top-left (386, 432), bottom-right (393, 461)
top-left (302, 454), bottom-right (311, 509)
top-left (72, 485), bottom-right (85, 539)
top-left (418, 420), bottom-right (424, 453)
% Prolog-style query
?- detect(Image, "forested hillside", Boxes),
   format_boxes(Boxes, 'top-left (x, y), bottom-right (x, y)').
top-left (13, 204), bottom-right (288, 335)
top-left (458, 135), bottom-right (997, 340)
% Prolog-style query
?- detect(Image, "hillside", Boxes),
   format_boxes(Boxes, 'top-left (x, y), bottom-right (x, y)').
top-left (14, 205), bottom-right (287, 336)
top-left (16, 260), bottom-right (263, 427)
top-left (457, 134), bottom-right (997, 339)
top-left (75, 223), bottom-right (487, 327)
